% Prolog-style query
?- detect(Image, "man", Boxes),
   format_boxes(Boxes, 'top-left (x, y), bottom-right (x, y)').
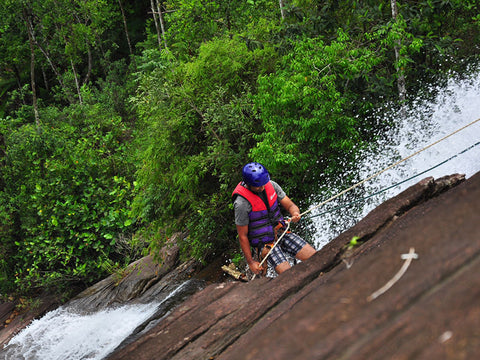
top-left (232, 162), bottom-right (316, 275)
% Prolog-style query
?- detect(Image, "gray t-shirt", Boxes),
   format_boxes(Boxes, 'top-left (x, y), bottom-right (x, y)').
top-left (233, 180), bottom-right (286, 226)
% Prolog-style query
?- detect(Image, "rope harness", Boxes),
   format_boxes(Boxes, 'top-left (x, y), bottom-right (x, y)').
top-left (252, 117), bottom-right (480, 279)
top-left (252, 220), bottom-right (291, 280)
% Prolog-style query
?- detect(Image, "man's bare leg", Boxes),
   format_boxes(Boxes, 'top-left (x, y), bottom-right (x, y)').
top-left (275, 244), bottom-right (316, 274)
top-left (275, 261), bottom-right (291, 274)
top-left (296, 244), bottom-right (316, 261)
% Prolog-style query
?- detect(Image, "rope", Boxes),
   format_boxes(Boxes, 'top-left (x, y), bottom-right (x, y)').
top-left (251, 220), bottom-right (291, 280)
top-left (307, 139), bottom-right (480, 219)
top-left (299, 117), bottom-right (480, 219)
top-left (250, 117), bottom-right (479, 280)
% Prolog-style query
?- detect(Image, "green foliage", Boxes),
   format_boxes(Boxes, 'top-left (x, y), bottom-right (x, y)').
top-left (251, 30), bottom-right (386, 191)
top-left (231, 252), bottom-right (244, 267)
top-left (0, 0), bottom-right (123, 109)
top-left (348, 236), bottom-right (360, 250)
top-left (1, 0), bottom-right (479, 296)
top-left (132, 38), bottom-right (277, 259)
top-left (0, 99), bottom-right (136, 293)
top-left (163, 0), bottom-right (278, 58)
top-left (399, 0), bottom-right (480, 74)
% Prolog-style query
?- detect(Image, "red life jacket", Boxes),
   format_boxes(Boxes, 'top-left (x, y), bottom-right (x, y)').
top-left (232, 181), bottom-right (283, 246)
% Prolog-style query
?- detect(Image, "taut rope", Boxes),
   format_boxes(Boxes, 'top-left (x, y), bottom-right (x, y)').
top-left (253, 117), bottom-right (480, 279)
top-left (299, 117), bottom-right (480, 218)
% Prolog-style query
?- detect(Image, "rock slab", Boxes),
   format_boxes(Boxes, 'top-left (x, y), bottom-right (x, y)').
top-left (109, 172), bottom-right (480, 360)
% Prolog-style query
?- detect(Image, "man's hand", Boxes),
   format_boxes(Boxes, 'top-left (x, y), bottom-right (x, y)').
top-left (248, 260), bottom-right (265, 275)
top-left (237, 225), bottom-right (266, 275)
top-left (280, 196), bottom-right (301, 223)
top-left (290, 211), bottom-right (301, 223)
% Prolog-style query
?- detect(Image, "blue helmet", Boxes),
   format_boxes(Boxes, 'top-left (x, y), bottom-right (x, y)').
top-left (242, 162), bottom-right (270, 187)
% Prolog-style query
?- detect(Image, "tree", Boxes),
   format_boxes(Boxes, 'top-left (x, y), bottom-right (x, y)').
top-left (23, 5), bottom-right (41, 130)
top-left (150, 0), bottom-right (168, 51)
top-left (1, 0), bottom-right (119, 107)
top-left (132, 37), bottom-right (277, 258)
top-left (0, 97), bottom-right (137, 293)
top-left (279, 0), bottom-right (286, 20)
top-left (118, 0), bottom-right (133, 55)
top-left (391, 0), bottom-right (406, 101)
top-left (252, 31), bottom-right (386, 191)
top-left (161, 0), bottom-right (278, 58)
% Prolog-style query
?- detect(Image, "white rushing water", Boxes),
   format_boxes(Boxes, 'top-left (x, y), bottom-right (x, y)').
top-left (1, 281), bottom-right (192, 360)
top-left (310, 69), bottom-right (480, 250)
top-left (2, 303), bottom-right (158, 360)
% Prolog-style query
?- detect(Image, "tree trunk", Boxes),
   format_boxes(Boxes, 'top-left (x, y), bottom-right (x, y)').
top-left (279, 0), bottom-right (286, 20)
top-left (391, 0), bottom-right (406, 102)
top-left (150, 0), bottom-right (163, 51)
top-left (155, 0), bottom-right (168, 50)
top-left (23, 10), bottom-right (41, 132)
top-left (118, 0), bottom-right (133, 55)
top-left (29, 32), bottom-right (74, 103)
top-left (71, 59), bottom-right (83, 104)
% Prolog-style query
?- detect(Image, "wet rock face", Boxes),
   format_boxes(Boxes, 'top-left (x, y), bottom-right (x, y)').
top-left (0, 295), bottom-right (61, 348)
top-left (108, 172), bottom-right (480, 360)
top-left (71, 236), bottom-right (182, 310)
top-left (0, 302), bottom-right (15, 326)
top-left (0, 233), bottom-right (193, 349)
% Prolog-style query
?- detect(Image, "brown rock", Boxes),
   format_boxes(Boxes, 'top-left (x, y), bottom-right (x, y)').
top-left (0, 302), bottom-right (15, 325)
top-left (108, 172), bottom-right (480, 360)
top-left (71, 237), bottom-right (181, 309)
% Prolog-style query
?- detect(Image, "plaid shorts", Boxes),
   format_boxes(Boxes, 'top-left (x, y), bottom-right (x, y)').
top-left (265, 232), bottom-right (308, 269)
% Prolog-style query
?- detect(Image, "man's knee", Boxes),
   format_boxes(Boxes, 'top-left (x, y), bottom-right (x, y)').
top-left (275, 261), bottom-right (291, 274)
top-left (296, 244), bottom-right (316, 261)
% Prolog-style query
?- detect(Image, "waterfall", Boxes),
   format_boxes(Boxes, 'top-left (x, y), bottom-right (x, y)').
top-left (1, 281), bottom-right (201, 360)
top-left (309, 69), bottom-right (480, 250)
top-left (2, 303), bottom-right (158, 360)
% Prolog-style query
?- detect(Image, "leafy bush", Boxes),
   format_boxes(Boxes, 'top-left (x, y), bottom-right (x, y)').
top-left (0, 100), bottom-right (136, 293)
top-left (2, 0), bottom-right (480, 297)
top-left (131, 38), bottom-right (277, 259)
top-left (251, 30), bottom-right (387, 193)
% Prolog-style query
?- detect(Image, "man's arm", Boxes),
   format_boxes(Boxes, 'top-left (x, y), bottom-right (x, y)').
top-left (279, 196), bottom-right (301, 223)
top-left (237, 224), bottom-right (263, 274)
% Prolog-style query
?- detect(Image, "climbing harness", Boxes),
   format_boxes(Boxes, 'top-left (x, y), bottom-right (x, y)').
top-left (251, 221), bottom-right (291, 280)
top-left (251, 220), bottom-right (291, 280)
top-left (252, 117), bottom-right (480, 279)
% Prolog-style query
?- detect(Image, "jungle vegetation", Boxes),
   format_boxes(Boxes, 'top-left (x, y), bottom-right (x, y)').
top-left (1, 0), bottom-right (479, 295)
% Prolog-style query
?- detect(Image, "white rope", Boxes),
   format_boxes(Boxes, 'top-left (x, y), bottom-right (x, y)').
top-left (299, 117), bottom-right (480, 218)
top-left (250, 117), bottom-right (479, 281)
top-left (367, 248), bottom-right (418, 301)
top-left (251, 220), bottom-right (291, 280)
